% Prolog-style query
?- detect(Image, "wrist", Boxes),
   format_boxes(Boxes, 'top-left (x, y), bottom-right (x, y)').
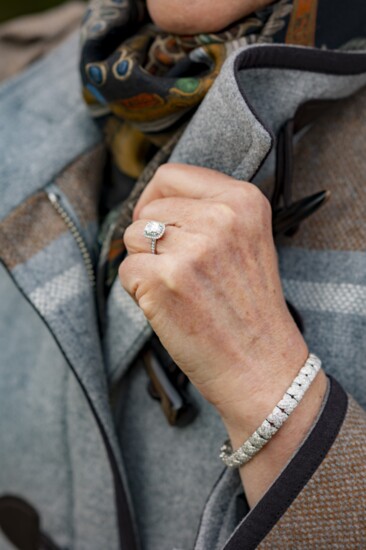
top-left (220, 360), bottom-right (327, 459)
top-left (215, 332), bottom-right (309, 442)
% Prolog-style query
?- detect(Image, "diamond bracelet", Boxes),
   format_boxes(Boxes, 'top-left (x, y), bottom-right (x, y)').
top-left (219, 353), bottom-right (322, 468)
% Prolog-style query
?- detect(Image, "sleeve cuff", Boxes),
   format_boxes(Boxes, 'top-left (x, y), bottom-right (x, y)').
top-left (222, 376), bottom-right (347, 549)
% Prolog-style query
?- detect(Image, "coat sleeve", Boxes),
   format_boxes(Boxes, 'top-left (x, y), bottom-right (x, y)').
top-left (256, 378), bottom-right (366, 549)
top-left (195, 376), bottom-right (366, 550)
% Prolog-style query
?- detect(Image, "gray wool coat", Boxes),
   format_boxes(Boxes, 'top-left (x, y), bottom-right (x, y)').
top-left (0, 32), bottom-right (366, 549)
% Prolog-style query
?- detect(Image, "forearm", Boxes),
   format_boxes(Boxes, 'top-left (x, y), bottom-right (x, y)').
top-left (224, 368), bottom-right (328, 507)
top-left (125, 162), bottom-right (333, 508)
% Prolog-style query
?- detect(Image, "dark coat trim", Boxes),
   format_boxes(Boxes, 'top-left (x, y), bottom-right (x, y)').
top-left (232, 45), bottom-right (366, 181)
top-left (235, 44), bottom-right (366, 76)
top-left (223, 376), bottom-right (348, 550)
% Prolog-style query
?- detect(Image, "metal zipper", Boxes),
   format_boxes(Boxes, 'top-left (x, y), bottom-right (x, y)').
top-left (46, 184), bottom-right (96, 288)
top-left (43, 186), bottom-right (139, 548)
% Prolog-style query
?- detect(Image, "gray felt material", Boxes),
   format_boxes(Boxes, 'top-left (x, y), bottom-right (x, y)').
top-left (115, 360), bottom-right (227, 550)
top-left (170, 48), bottom-right (272, 180)
top-left (7, 229), bottom-right (139, 546)
top-left (104, 280), bottom-right (152, 384)
top-left (0, 263), bottom-right (119, 549)
top-left (241, 68), bottom-right (366, 138)
top-left (0, 32), bottom-right (101, 222)
top-left (194, 469), bottom-right (243, 550)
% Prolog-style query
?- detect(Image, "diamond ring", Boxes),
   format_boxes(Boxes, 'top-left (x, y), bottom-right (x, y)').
top-left (144, 221), bottom-right (166, 254)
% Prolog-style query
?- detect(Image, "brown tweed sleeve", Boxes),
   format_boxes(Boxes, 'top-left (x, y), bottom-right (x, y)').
top-left (223, 377), bottom-right (366, 549)
top-left (258, 390), bottom-right (366, 549)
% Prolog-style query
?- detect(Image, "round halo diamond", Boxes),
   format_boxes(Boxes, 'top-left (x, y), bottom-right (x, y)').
top-left (144, 221), bottom-right (166, 240)
top-left (144, 221), bottom-right (166, 254)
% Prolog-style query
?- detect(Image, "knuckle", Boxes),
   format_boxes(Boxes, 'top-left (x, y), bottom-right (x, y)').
top-left (247, 183), bottom-right (269, 208)
top-left (118, 256), bottom-right (132, 285)
top-left (205, 203), bottom-right (238, 237)
top-left (154, 163), bottom-right (175, 180)
top-left (123, 224), bottom-right (133, 244)
top-left (161, 260), bottom-right (185, 293)
top-left (232, 183), bottom-right (251, 202)
top-left (162, 235), bottom-right (212, 292)
top-left (118, 257), bottom-right (151, 308)
top-left (236, 184), bottom-right (272, 231)
top-left (123, 221), bottom-right (142, 247)
top-left (189, 233), bottom-right (212, 268)
top-left (137, 294), bottom-right (155, 321)
top-left (211, 202), bottom-right (236, 224)
top-left (137, 204), bottom-right (147, 219)
top-left (153, 162), bottom-right (188, 186)
top-left (193, 231), bottom-right (210, 253)
top-left (253, 190), bottom-right (272, 225)
top-left (220, 203), bottom-right (237, 233)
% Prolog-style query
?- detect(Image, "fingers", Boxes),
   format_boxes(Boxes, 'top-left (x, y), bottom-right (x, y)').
top-left (118, 253), bottom-right (159, 304)
top-left (134, 163), bottom-right (239, 219)
top-left (124, 219), bottom-right (183, 255)
top-left (137, 197), bottom-right (197, 226)
top-left (136, 196), bottom-right (219, 229)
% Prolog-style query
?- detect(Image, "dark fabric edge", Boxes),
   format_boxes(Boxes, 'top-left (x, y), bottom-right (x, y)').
top-left (233, 45), bottom-right (366, 182)
top-left (223, 375), bottom-right (348, 550)
top-left (235, 44), bottom-right (366, 76)
top-left (0, 259), bottom-right (138, 550)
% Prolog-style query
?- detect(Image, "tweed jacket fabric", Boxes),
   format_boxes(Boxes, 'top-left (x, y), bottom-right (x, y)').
top-left (258, 396), bottom-right (366, 548)
top-left (0, 32), bottom-right (366, 549)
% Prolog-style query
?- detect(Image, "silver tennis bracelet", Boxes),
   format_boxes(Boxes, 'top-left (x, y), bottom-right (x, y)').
top-left (219, 353), bottom-right (322, 468)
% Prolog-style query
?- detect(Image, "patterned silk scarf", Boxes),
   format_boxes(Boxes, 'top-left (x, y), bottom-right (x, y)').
top-left (80, 0), bottom-right (297, 179)
top-left (79, 0), bottom-right (366, 314)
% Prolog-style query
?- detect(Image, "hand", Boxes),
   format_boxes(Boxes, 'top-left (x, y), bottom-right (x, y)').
top-left (119, 163), bottom-right (310, 440)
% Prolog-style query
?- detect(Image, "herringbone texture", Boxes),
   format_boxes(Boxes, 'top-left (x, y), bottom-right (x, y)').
top-left (279, 86), bottom-right (366, 252)
top-left (0, 146), bottom-right (103, 269)
top-left (57, 144), bottom-right (104, 226)
top-left (259, 397), bottom-right (366, 549)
